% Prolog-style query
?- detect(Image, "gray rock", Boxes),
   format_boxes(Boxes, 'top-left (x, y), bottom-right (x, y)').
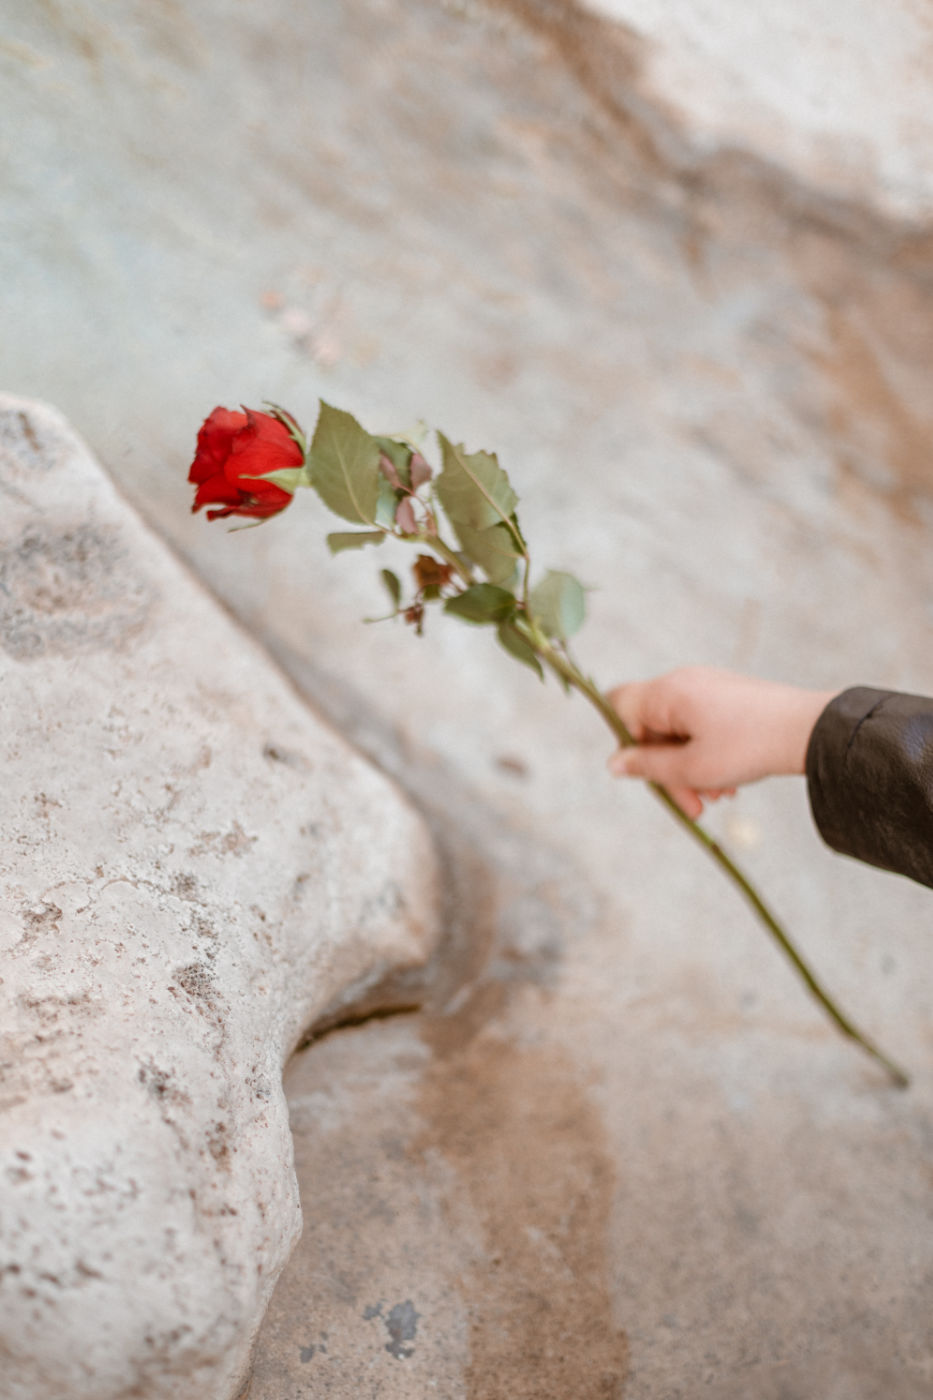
top-left (0, 395), bottom-right (440, 1400)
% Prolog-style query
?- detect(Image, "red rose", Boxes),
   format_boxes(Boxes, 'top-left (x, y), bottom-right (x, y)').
top-left (189, 406), bottom-right (302, 522)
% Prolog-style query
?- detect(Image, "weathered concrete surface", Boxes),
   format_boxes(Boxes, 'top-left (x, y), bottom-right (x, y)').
top-left (3, 1), bottom-right (933, 1396)
top-left (0, 396), bottom-right (439, 1400)
top-left (582, 0), bottom-right (933, 220)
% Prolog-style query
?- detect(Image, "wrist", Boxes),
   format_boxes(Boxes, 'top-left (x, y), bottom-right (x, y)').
top-left (772, 687), bottom-right (838, 775)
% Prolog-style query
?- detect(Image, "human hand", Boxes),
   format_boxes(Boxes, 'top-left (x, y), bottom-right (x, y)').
top-left (607, 666), bottom-right (837, 820)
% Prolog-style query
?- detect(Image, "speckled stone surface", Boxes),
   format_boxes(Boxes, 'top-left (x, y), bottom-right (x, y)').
top-left (0, 396), bottom-right (439, 1400)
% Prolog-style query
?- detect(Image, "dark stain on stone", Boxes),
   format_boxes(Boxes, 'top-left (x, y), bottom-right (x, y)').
top-left (138, 1060), bottom-right (191, 1113)
top-left (809, 300), bottom-right (933, 526)
top-left (191, 914), bottom-right (218, 943)
top-left (170, 872), bottom-right (201, 902)
top-left (21, 902), bottom-right (63, 942)
top-left (206, 1120), bottom-right (231, 1165)
top-left (173, 962), bottom-right (215, 1002)
top-left (0, 407), bottom-right (60, 473)
top-left (495, 753), bottom-right (529, 778)
top-left (298, 1335), bottom-right (327, 1362)
top-left (491, 0), bottom-right (658, 172)
top-left (263, 741), bottom-right (311, 770)
top-left (138, 1061), bottom-right (171, 1099)
top-left (17, 412), bottom-right (40, 454)
top-left (188, 822), bottom-right (257, 859)
top-left (0, 524), bottom-right (152, 660)
top-left (417, 1002), bottom-right (629, 1398)
top-left (381, 1300), bottom-right (419, 1360)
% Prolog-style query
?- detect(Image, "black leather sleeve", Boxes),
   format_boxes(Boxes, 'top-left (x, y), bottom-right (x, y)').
top-left (805, 686), bottom-right (933, 888)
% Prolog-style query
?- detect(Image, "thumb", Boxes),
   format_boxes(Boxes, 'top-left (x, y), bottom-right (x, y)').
top-left (610, 743), bottom-right (693, 789)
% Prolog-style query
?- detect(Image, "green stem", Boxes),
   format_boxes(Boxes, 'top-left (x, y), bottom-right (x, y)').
top-left (519, 624), bottom-right (909, 1089)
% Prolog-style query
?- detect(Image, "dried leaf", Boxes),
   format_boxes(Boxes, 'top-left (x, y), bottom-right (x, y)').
top-left (444, 583), bottom-right (516, 624)
top-left (404, 601), bottom-right (425, 633)
top-left (309, 401), bottom-right (381, 524)
top-left (326, 531), bottom-right (385, 554)
top-left (436, 433), bottom-right (519, 533)
top-left (413, 554), bottom-right (453, 591)
top-left (529, 570), bottom-right (586, 641)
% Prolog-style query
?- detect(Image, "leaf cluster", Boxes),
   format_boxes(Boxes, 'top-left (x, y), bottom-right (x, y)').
top-left (293, 400), bottom-right (587, 680)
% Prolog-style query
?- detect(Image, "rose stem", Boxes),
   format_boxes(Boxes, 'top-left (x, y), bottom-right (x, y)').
top-left (519, 626), bottom-right (909, 1090)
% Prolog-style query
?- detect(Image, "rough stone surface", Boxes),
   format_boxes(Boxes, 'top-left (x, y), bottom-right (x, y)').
top-left (0, 396), bottom-right (439, 1400)
top-left (4, 2), bottom-right (933, 1397)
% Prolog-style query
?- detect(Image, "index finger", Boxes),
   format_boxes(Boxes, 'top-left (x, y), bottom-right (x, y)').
top-left (606, 682), bottom-right (649, 742)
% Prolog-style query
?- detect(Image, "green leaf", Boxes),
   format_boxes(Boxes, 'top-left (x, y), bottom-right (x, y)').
top-left (436, 433), bottom-right (520, 533)
top-left (375, 474), bottom-right (399, 528)
top-left (381, 568), bottom-right (401, 609)
top-left (241, 465), bottom-right (308, 491)
top-left (497, 620), bottom-right (544, 680)
top-left (529, 570), bottom-right (586, 641)
top-left (444, 583), bottom-right (516, 625)
top-left (326, 531), bottom-right (385, 554)
top-left (452, 521), bottom-right (521, 585)
top-left (308, 401), bottom-right (381, 524)
top-left (375, 436), bottom-right (413, 490)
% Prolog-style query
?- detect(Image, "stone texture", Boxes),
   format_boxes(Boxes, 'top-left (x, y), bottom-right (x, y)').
top-left (581, 0), bottom-right (933, 219)
top-left (0, 395), bottom-right (440, 1400)
top-left (4, 2), bottom-right (933, 1397)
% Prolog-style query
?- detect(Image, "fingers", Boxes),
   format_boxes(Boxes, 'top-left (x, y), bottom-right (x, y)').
top-left (668, 785), bottom-right (704, 820)
top-left (606, 682), bottom-right (649, 743)
top-left (608, 746), bottom-right (736, 820)
top-left (608, 743), bottom-right (694, 790)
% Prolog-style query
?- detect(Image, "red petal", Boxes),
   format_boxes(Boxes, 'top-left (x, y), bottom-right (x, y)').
top-left (205, 494), bottom-right (292, 522)
top-left (227, 410), bottom-right (301, 502)
top-left (191, 471), bottom-right (243, 513)
top-left (188, 406), bottom-right (247, 484)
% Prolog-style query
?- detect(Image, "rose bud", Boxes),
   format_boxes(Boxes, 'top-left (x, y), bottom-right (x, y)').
top-left (189, 406), bottom-right (303, 523)
top-left (409, 452), bottom-right (432, 490)
top-left (395, 497), bottom-right (417, 534)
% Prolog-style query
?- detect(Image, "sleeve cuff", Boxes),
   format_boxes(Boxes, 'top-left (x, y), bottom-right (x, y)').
top-left (805, 685), bottom-right (933, 887)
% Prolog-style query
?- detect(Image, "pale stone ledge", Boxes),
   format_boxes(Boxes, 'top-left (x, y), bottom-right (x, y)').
top-left (0, 394), bottom-right (441, 1400)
